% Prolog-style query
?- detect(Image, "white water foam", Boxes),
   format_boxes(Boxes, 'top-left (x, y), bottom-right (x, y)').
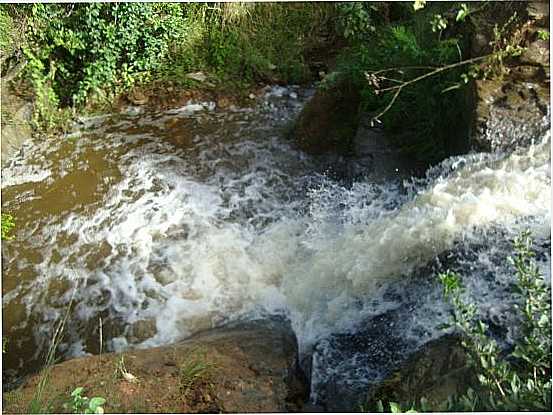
top-left (2, 90), bottom-right (550, 382)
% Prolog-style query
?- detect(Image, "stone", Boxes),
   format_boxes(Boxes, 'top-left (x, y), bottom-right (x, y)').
top-left (527, 1), bottom-right (549, 21)
top-left (127, 89), bottom-right (149, 106)
top-left (519, 38), bottom-right (550, 67)
top-left (471, 78), bottom-right (550, 152)
top-left (1, 80), bottom-right (33, 166)
top-left (185, 72), bottom-right (207, 83)
top-left (3, 318), bottom-right (308, 413)
top-left (292, 76), bottom-right (360, 155)
top-left (217, 96), bottom-right (231, 109)
top-left (366, 335), bottom-right (469, 411)
top-left (350, 119), bottom-right (424, 182)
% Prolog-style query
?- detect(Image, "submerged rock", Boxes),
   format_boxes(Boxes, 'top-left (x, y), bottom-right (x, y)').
top-left (3, 318), bottom-right (308, 413)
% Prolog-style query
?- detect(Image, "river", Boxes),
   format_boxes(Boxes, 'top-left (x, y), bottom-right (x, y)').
top-left (1, 86), bottom-right (550, 401)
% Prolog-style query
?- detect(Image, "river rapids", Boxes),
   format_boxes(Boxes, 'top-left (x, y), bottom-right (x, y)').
top-left (1, 86), bottom-right (550, 401)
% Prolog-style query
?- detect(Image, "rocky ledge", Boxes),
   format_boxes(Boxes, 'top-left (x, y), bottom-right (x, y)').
top-left (2, 318), bottom-right (308, 414)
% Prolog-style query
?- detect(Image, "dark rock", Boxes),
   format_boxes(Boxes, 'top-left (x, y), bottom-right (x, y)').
top-left (350, 118), bottom-right (426, 182)
top-left (292, 75), bottom-right (360, 155)
top-left (366, 335), bottom-right (470, 411)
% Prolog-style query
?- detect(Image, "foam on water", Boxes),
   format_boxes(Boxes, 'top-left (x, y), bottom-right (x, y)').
top-left (1, 87), bottom-right (550, 390)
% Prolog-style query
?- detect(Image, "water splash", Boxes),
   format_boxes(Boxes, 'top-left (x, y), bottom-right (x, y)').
top-left (1, 87), bottom-right (550, 392)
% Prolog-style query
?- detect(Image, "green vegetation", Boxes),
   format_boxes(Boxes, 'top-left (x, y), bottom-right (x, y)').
top-left (331, 2), bottom-right (478, 163)
top-left (1, 213), bottom-right (15, 240)
top-left (1, 3), bottom-right (334, 133)
top-left (373, 232), bottom-right (551, 413)
top-left (179, 352), bottom-right (214, 397)
top-left (537, 29), bottom-right (550, 41)
top-left (28, 297), bottom-right (75, 413)
top-left (114, 355), bottom-right (139, 383)
top-left (66, 387), bottom-right (106, 415)
top-left (1, 2), bottom-right (530, 163)
top-left (439, 231), bottom-right (551, 411)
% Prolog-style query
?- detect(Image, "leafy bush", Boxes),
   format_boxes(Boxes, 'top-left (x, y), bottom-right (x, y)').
top-left (334, 2), bottom-right (470, 164)
top-left (8, 3), bottom-right (335, 130)
top-left (23, 3), bottom-right (185, 107)
top-left (439, 232), bottom-right (552, 411)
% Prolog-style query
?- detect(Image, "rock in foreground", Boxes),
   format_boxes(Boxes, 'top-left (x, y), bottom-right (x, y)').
top-left (3, 319), bottom-right (308, 413)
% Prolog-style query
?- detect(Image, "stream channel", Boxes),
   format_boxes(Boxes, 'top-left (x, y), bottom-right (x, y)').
top-left (1, 86), bottom-right (551, 405)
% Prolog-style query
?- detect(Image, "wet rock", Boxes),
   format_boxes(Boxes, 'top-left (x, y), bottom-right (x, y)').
top-left (3, 318), bottom-right (308, 413)
top-left (310, 308), bottom-right (419, 412)
top-left (350, 118), bottom-right (425, 182)
top-left (366, 335), bottom-right (469, 411)
top-left (470, 8), bottom-right (550, 153)
top-left (127, 319), bottom-right (157, 343)
top-left (1, 80), bottom-right (33, 166)
top-left (292, 75), bottom-right (360, 155)
top-left (519, 38), bottom-right (550, 67)
top-left (471, 77), bottom-right (550, 152)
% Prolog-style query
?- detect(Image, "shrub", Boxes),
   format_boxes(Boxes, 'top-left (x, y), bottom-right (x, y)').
top-left (334, 2), bottom-right (470, 164)
top-left (23, 3), bottom-right (185, 108)
top-left (439, 231), bottom-right (552, 411)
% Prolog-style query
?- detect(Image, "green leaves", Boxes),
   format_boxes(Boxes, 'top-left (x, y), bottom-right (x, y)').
top-left (438, 232), bottom-right (551, 411)
top-left (1, 213), bottom-right (15, 240)
top-left (455, 4), bottom-right (470, 22)
top-left (24, 3), bottom-right (185, 108)
top-left (412, 1), bottom-right (426, 12)
top-left (69, 387), bottom-right (106, 414)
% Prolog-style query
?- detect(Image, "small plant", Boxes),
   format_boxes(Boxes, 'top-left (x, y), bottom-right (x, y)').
top-left (179, 352), bottom-right (213, 397)
top-left (438, 231), bottom-right (552, 411)
top-left (67, 387), bottom-right (106, 414)
top-left (1, 212), bottom-right (15, 240)
top-left (375, 400), bottom-right (420, 413)
top-left (537, 29), bottom-right (550, 41)
top-left (115, 355), bottom-right (138, 383)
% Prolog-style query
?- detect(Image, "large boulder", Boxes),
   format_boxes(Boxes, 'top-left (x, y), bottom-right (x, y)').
top-left (365, 335), bottom-right (470, 411)
top-left (293, 75), bottom-right (361, 155)
top-left (3, 318), bottom-right (308, 413)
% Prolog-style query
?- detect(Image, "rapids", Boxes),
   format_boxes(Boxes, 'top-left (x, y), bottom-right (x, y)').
top-left (1, 86), bottom-right (550, 398)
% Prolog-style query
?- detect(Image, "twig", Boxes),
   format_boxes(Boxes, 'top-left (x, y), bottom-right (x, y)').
top-left (371, 87), bottom-right (402, 126)
top-left (376, 54), bottom-right (490, 93)
top-left (367, 54), bottom-right (493, 124)
top-left (99, 317), bottom-right (103, 355)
